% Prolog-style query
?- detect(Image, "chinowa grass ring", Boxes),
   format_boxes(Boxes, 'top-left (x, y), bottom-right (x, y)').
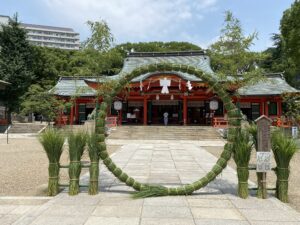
top-left (95, 63), bottom-right (241, 198)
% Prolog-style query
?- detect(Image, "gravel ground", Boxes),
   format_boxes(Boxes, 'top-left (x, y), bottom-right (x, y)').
top-left (0, 138), bottom-right (121, 196)
top-left (204, 145), bottom-right (300, 212)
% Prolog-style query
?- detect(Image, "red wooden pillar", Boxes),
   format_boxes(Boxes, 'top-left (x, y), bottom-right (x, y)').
top-left (143, 96), bottom-right (147, 125)
top-left (264, 100), bottom-right (269, 116)
top-left (183, 96), bottom-right (187, 125)
top-left (58, 110), bottom-right (63, 127)
top-left (118, 109), bottom-right (122, 126)
top-left (260, 99), bottom-right (264, 115)
top-left (70, 105), bottom-right (74, 125)
top-left (278, 99), bottom-right (282, 117)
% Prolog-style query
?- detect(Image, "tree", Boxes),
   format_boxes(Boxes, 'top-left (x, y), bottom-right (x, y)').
top-left (281, 0), bottom-right (300, 67)
top-left (209, 11), bottom-right (265, 84)
top-left (114, 41), bottom-right (201, 57)
top-left (282, 92), bottom-right (300, 124)
top-left (261, 34), bottom-right (298, 87)
top-left (83, 20), bottom-right (114, 52)
top-left (20, 84), bottom-right (65, 123)
top-left (0, 15), bottom-right (36, 114)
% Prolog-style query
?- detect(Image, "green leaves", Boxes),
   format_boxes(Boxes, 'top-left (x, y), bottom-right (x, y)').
top-left (271, 129), bottom-right (298, 169)
top-left (209, 11), bottom-right (265, 87)
top-left (281, 1), bottom-right (300, 67)
top-left (83, 20), bottom-right (114, 52)
top-left (39, 128), bottom-right (65, 163)
top-left (0, 15), bottom-right (36, 112)
top-left (282, 93), bottom-right (300, 123)
top-left (20, 84), bottom-right (65, 122)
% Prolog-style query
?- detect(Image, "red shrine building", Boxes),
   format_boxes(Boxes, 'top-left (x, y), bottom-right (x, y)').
top-left (52, 51), bottom-right (299, 127)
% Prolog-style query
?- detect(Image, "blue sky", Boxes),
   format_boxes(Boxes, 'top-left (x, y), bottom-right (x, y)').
top-left (0, 0), bottom-right (295, 51)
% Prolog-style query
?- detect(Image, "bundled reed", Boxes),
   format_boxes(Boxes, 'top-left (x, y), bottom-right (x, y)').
top-left (39, 129), bottom-right (65, 196)
top-left (247, 123), bottom-right (265, 197)
top-left (68, 131), bottom-right (87, 195)
top-left (87, 132), bottom-right (101, 195)
top-left (232, 129), bottom-right (252, 198)
top-left (271, 130), bottom-right (298, 203)
top-left (247, 123), bottom-right (258, 150)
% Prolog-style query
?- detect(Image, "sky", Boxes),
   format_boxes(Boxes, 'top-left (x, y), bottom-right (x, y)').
top-left (0, 0), bottom-right (295, 51)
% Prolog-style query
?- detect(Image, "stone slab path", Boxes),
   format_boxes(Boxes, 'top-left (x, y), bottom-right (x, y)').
top-left (4, 140), bottom-right (300, 225)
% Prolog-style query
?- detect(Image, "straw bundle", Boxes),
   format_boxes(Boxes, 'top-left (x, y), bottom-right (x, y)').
top-left (68, 131), bottom-right (87, 195)
top-left (39, 129), bottom-right (65, 196)
top-left (271, 130), bottom-right (298, 203)
top-left (232, 129), bottom-right (252, 198)
top-left (247, 123), bottom-right (265, 197)
top-left (87, 132), bottom-right (101, 195)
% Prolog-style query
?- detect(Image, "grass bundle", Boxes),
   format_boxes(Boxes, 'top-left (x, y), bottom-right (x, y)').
top-left (87, 133), bottom-right (101, 195)
top-left (271, 130), bottom-right (298, 203)
top-left (246, 123), bottom-right (265, 197)
top-left (247, 123), bottom-right (258, 151)
top-left (68, 131), bottom-right (87, 195)
top-left (232, 129), bottom-right (252, 199)
top-left (39, 129), bottom-right (65, 196)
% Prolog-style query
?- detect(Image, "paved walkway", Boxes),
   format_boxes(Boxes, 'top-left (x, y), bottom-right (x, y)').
top-left (3, 140), bottom-right (300, 225)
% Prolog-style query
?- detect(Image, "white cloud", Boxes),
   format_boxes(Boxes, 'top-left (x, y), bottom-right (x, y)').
top-left (179, 32), bottom-right (219, 49)
top-left (42, 0), bottom-right (219, 43)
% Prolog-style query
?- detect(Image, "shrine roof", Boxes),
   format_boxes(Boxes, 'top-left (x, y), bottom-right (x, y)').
top-left (51, 73), bottom-right (299, 97)
top-left (0, 80), bottom-right (10, 85)
top-left (50, 51), bottom-right (299, 97)
top-left (50, 76), bottom-right (96, 97)
top-left (237, 73), bottom-right (300, 96)
top-left (0, 80), bottom-right (11, 90)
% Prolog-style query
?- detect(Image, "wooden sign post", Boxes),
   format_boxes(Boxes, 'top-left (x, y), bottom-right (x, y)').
top-left (255, 115), bottom-right (272, 199)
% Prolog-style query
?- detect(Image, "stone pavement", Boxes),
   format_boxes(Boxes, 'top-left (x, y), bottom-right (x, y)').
top-left (4, 140), bottom-right (300, 225)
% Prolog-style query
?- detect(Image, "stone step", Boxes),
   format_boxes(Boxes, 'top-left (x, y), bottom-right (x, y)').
top-left (8, 123), bottom-right (46, 134)
top-left (108, 125), bottom-right (221, 140)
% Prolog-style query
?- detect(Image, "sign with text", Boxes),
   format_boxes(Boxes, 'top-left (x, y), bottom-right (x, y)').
top-left (256, 152), bottom-right (271, 172)
top-left (292, 126), bottom-right (298, 138)
top-left (254, 115), bottom-right (272, 199)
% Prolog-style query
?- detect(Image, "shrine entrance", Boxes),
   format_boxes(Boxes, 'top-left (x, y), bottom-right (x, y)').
top-left (151, 100), bottom-right (181, 125)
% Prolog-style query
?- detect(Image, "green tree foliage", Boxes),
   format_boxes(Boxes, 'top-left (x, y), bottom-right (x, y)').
top-left (69, 48), bottom-right (123, 76)
top-left (261, 34), bottom-right (298, 87)
top-left (0, 15), bottom-right (36, 113)
top-left (262, 1), bottom-right (300, 88)
top-left (20, 84), bottom-right (65, 122)
top-left (209, 11), bottom-right (265, 84)
top-left (282, 92), bottom-right (300, 123)
top-left (114, 41), bottom-right (201, 57)
top-left (83, 20), bottom-right (114, 52)
top-left (281, 0), bottom-right (300, 67)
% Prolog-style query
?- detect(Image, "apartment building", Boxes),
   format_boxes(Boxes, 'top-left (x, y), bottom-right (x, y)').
top-left (0, 15), bottom-right (80, 50)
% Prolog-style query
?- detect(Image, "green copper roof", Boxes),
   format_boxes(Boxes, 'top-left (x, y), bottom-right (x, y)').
top-left (51, 77), bottom-right (96, 97)
top-left (237, 74), bottom-right (299, 96)
top-left (51, 51), bottom-right (299, 97)
top-left (119, 51), bottom-right (214, 82)
top-left (52, 73), bottom-right (299, 97)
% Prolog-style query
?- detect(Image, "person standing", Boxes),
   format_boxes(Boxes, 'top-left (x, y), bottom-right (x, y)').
top-left (163, 112), bottom-right (169, 126)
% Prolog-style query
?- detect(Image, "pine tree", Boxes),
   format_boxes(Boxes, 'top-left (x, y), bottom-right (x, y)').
top-left (0, 14), bottom-right (35, 116)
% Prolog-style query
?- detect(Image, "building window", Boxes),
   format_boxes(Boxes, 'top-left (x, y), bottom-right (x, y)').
top-left (269, 102), bottom-right (277, 116)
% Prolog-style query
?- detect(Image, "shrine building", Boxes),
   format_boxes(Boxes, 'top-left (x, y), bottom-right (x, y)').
top-left (51, 51), bottom-right (299, 127)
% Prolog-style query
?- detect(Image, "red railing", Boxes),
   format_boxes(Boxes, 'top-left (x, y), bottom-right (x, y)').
top-left (106, 116), bottom-right (118, 128)
top-left (213, 117), bottom-right (228, 128)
